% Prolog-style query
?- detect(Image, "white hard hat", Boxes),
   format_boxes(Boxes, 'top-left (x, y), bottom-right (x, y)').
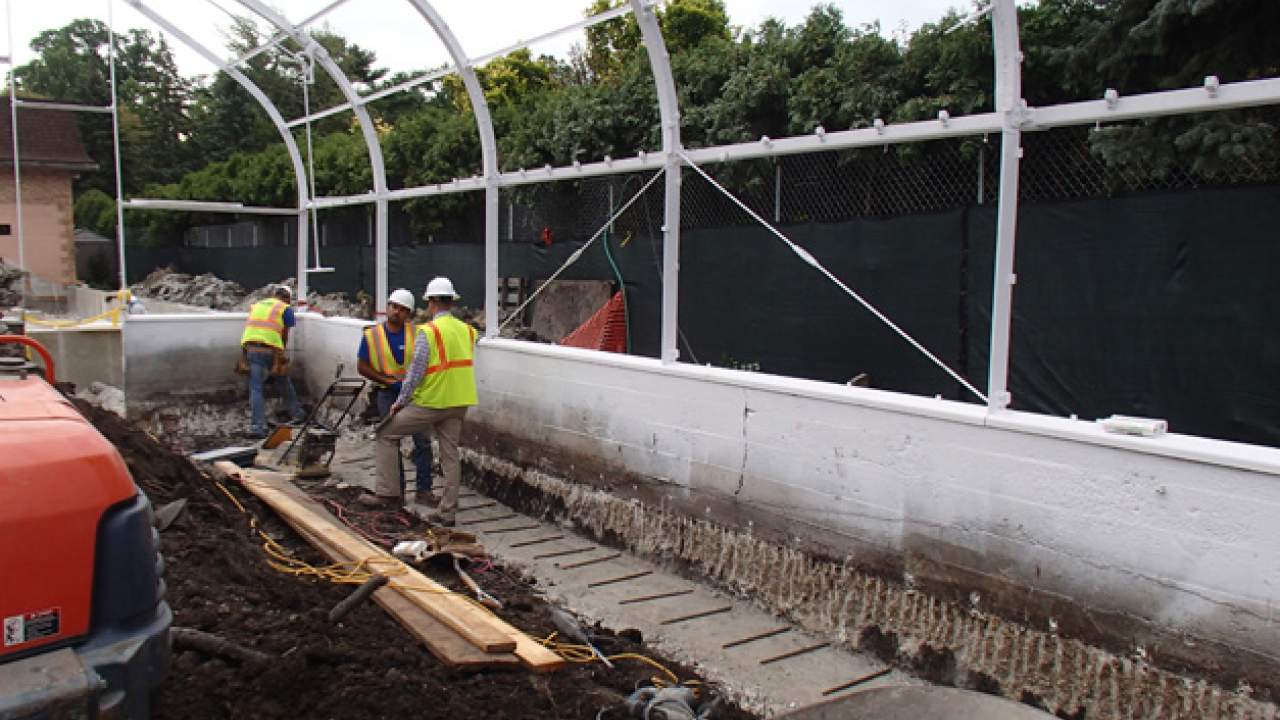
top-left (423, 277), bottom-right (460, 300)
top-left (387, 288), bottom-right (415, 311)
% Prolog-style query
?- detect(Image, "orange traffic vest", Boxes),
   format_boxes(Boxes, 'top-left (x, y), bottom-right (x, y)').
top-left (240, 298), bottom-right (288, 350)
top-left (410, 315), bottom-right (478, 409)
top-left (363, 322), bottom-right (415, 388)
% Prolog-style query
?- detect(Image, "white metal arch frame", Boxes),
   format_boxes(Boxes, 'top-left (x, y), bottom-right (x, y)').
top-left (402, 0), bottom-right (502, 333)
top-left (232, 0), bottom-right (391, 309)
top-left (124, 0), bottom-right (312, 284)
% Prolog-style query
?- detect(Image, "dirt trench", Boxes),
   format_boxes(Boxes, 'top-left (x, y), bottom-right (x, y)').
top-left (76, 400), bottom-right (754, 720)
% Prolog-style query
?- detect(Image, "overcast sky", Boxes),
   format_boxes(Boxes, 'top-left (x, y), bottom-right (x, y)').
top-left (4, 0), bottom-right (965, 81)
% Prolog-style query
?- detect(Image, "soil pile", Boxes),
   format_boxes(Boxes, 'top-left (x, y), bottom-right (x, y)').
top-left (75, 399), bottom-right (750, 720)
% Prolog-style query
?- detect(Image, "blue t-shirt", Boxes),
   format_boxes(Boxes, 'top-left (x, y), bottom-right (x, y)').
top-left (357, 323), bottom-right (408, 393)
top-left (282, 307), bottom-right (296, 327)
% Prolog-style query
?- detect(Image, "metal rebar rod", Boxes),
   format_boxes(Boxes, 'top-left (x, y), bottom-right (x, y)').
top-left (758, 642), bottom-right (830, 666)
top-left (558, 553), bottom-right (622, 570)
top-left (508, 534), bottom-right (564, 548)
top-left (618, 589), bottom-right (693, 605)
top-left (456, 501), bottom-right (497, 512)
top-left (533, 546), bottom-right (597, 560)
top-left (821, 667), bottom-right (893, 696)
top-left (456, 513), bottom-right (516, 526)
top-left (721, 626), bottom-right (792, 649)
top-left (482, 523), bottom-right (542, 534)
top-left (587, 571), bottom-right (652, 588)
top-left (659, 605), bottom-right (732, 625)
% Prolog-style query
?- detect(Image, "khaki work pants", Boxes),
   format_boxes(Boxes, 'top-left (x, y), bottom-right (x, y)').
top-left (375, 404), bottom-right (468, 514)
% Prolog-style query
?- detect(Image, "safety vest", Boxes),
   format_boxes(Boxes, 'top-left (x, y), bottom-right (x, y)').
top-left (240, 298), bottom-right (288, 350)
top-left (411, 315), bottom-right (478, 409)
top-left (364, 321), bottom-right (415, 387)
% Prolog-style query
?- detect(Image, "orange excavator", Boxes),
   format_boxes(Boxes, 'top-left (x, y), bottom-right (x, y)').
top-left (0, 335), bottom-right (171, 718)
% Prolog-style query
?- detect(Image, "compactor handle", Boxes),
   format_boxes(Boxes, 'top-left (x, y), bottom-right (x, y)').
top-left (0, 335), bottom-right (56, 384)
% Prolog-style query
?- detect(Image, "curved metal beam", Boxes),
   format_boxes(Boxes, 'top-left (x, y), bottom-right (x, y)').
top-left (631, 0), bottom-right (684, 363)
top-left (124, 0), bottom-right (311, 292)
top-left (986, 0), bottom-right (1025, 411)
top-left (401, 0), bottom-right (502, 334)
top-left (233, 0), bottom-right (391, 310)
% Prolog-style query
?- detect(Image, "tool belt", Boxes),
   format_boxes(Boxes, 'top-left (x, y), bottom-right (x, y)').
top-left (237, 343), bottom-right (292, 376)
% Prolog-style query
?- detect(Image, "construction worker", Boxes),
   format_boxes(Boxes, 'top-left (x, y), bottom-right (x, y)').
top-left (240, 285), bottom-right (304, 438)
top-left (357, 288), bottom-right (433, 499)
top-left (374, 277), bottom-right (477, 526)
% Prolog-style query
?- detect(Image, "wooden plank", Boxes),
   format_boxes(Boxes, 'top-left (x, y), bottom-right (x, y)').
top-left (290, 519), bottom-right (518, 669)
top-left (237, 470), bottom-right (514, 653)
top-left (218, 463), bottom-right (564, 671)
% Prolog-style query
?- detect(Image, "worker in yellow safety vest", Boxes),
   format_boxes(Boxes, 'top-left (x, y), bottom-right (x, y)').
top-left (372, 277), bottom-right (478, 526)
top-left (357, 288), bottom-right (432, 500)
top-left (240, 285), bottom-right (304, 438)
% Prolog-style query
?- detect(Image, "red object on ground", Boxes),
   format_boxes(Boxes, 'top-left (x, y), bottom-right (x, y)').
top-left (560, 291), bottom-right (627, 353)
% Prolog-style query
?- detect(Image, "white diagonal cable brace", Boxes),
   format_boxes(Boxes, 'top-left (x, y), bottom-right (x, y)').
top-left (679, 151), bottom-right (989, 404)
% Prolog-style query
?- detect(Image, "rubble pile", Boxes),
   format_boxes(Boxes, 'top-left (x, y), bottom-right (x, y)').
top-left (132, 267), bottom-right (372, 318)
top-left (133, 266), bottom-right (248, 310)
top-left (0, 261), bottom-right (26, 308)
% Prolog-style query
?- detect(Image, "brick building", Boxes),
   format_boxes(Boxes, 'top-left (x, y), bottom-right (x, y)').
top-left (0, 96), bottom-right (99, 284)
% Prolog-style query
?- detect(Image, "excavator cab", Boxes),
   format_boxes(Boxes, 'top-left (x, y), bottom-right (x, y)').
top-left (0, 335), bottom-right (171, 718)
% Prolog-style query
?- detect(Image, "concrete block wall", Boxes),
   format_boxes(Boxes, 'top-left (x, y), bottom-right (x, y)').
top-left (463, 339), bottom-right (1280, 692)
top-left (140, 315), bottom-right (1280, 698)
top-left (123, 313), bottom-right (246, 408)
top-left (27, 325), bottom-right (122, 390)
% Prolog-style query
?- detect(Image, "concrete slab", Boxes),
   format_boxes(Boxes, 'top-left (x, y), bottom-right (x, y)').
top-left (326, 438), bottom-right (915, 717)
top-left (776, 685), bottom-right (1054, 719)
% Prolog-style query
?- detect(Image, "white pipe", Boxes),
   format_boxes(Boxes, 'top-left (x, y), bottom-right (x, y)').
top-left (125, 0), bottom-right (313, 301)
top-left (229, 0), bottom-right (353, 68)
top-left (123, 199), bottom-right (298, 214)
top-left (631, 0), bottom-right (684, 364)
top-left (108, 0), bottom-right (128, 290)
top-left (235, 0), bottom-right (390, 309)
top-left (12, 99), bottom-right (114, 114)
top-left (402, 0), bottom-right (501, 330)
top-left (7, 0), bottom-right (25, 278)
top-left (285, 2), bottom-right (640, 129)
top-left (986, 0), bottom-right (1024, 412)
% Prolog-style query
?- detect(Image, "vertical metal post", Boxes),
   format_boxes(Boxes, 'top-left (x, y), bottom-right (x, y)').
top-left (631, 0), bottom-right (683, 364)
top-left (107, 0), bottom-right (128, 289)
top-left (376, 198), bottom-right (388, 312)
top-left (485, 182), bottom-right (498, 335)
top-left (986, 0), bottom-right (1025, 411)
top-left (774, 160), bottom-right (781, 223)
top-left (6, 0), bottom-right (25, 277)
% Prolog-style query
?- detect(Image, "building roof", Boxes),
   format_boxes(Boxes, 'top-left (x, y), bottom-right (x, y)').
top-left (74, 227), bottom-right (113, 244)
top-left (0, 95), bottom-right (99, 172)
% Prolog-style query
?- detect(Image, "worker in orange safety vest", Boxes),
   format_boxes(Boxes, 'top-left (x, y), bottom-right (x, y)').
top-left (372, 277), bottom-right (477, 526)
top-left (240, 285), bottom-right (304, 438)
top-left (357, 288), bottom-right (432, 500)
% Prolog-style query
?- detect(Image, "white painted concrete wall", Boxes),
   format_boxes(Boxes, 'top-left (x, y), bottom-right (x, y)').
top-left (139, 316), bottom-right (1280, 668)
top-left (123, 313), bottom-right (246, 405)
top-left (466, 339), bottom-right (1280, 668)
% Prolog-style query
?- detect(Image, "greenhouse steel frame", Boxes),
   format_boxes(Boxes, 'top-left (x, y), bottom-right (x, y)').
top-left (12, 0), bottom-right (1280, 411)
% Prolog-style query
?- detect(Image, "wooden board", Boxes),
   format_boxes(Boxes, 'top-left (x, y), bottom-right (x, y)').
top-left (217, 463), bottom-right (564, 672)
top-left (288, 519), bottom-right (519, 669)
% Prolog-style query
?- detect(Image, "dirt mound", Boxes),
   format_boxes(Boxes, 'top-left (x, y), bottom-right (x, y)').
top-left (73, 399), bottom-right (751, 720)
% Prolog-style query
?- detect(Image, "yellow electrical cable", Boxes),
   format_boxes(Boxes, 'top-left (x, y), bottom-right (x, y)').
top-left (537, 632), bottom-right (683, 685)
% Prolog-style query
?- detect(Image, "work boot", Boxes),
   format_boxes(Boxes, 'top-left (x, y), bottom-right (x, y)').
top-left (424, 509), bottom-right (456, 528)
top-left (356, 493), bottom-right (400, 509)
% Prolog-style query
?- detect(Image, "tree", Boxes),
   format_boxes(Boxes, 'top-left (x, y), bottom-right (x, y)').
top-left (13, 19), bottom-right (197, 194)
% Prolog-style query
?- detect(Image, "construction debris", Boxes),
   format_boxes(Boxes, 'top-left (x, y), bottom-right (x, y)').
top-left (0, 261), bottom-right (24, 308)
top-left (131, 267), bottom-right (372, 318)
top-left (75, 381), bottom-right (127, 418)
top-left (171, 627), bottom-right (274, 666)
